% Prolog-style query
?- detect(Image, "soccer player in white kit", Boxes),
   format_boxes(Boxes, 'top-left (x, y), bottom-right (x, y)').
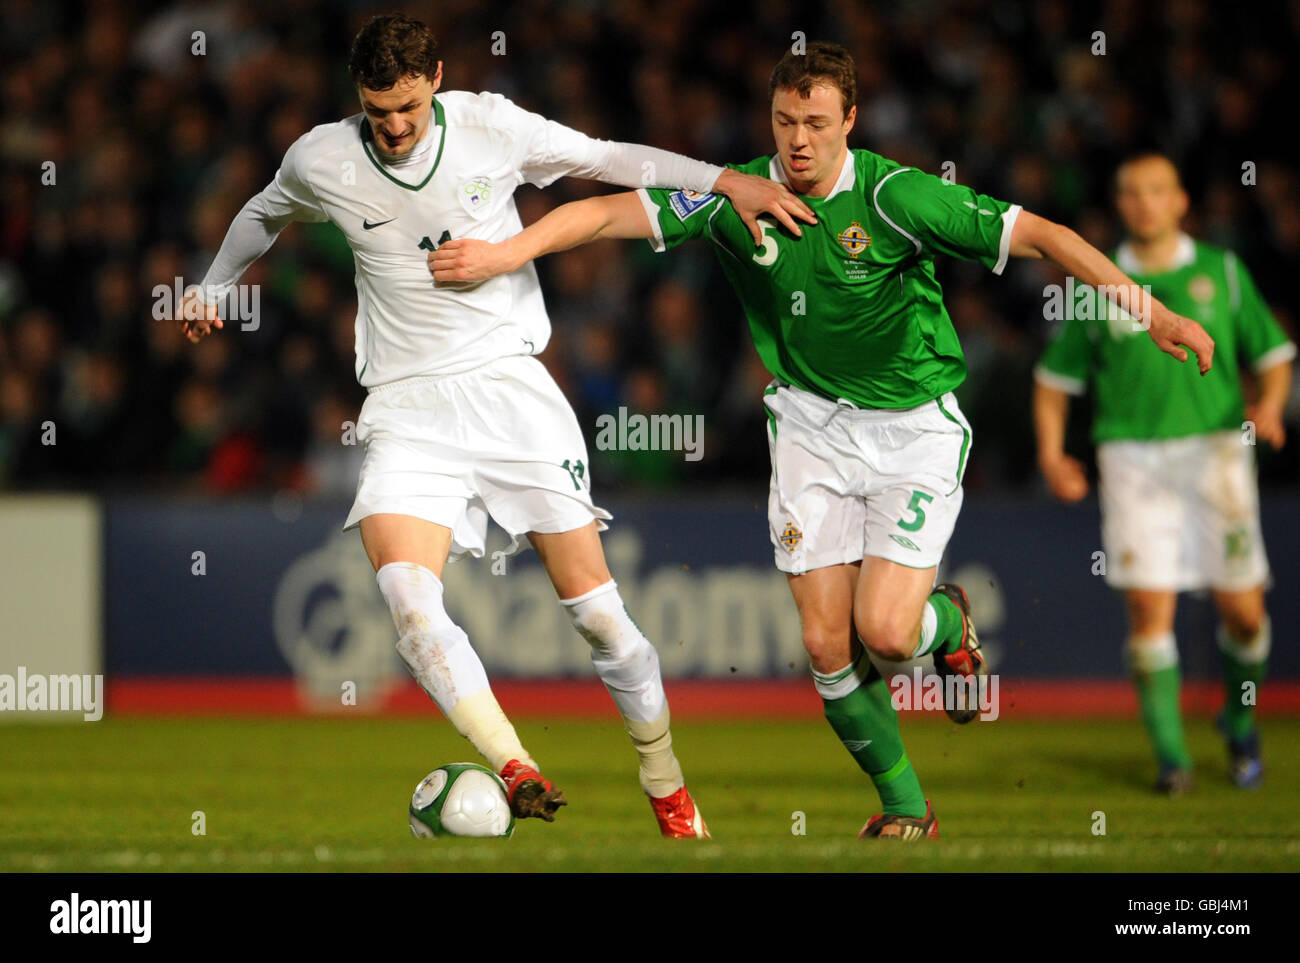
top-left (178, 14), bottom-right (814, 836)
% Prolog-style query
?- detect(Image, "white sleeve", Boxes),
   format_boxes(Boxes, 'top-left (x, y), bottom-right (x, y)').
top-left (198, 135), bottom-right (328, 302)
top-left (486, 92), bottom-right (724, 194)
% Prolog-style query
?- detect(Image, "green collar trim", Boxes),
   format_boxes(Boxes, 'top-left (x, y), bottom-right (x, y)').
top-left (360, 96), bottom-right (446, 191)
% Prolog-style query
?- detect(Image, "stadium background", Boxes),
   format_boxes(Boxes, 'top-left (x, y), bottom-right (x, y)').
top-left (1, 0), bottom-right (1298, 715)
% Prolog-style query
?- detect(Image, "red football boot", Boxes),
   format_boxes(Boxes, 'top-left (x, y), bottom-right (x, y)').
top-left (499, 759), bottom-right (567, 822)
top-left (650, 786), bottom-right (710, 839)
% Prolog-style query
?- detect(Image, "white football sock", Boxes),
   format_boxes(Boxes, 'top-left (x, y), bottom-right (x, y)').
top-left (908, 602), bottom-right (940, 659)
top-left (377, 562), bottom-right (534, 772)
top-left (561, 580), bottom-right (683, 797)
top-left (1217, 617), bottom-right (1271, 664)
top-left (1125, 632), bottom-right (1179, 674)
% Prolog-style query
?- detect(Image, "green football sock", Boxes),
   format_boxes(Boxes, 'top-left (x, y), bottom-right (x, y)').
top-left (910, 593), bottom-right (965, 658)
top-left (1128, 634), bottom-right (1192, 770)
top-left (814, 655), bottom-right (927, 817)
top-left (1218, 620), bottom-right (1270, 742)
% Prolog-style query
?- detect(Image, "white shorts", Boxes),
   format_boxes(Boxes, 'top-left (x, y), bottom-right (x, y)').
top-left (1097, 430), bottom-right (1270, 592)
top-left (344, 355), bottom-right (611, 561)
top-left (764, 383), bottom-right (971, 574)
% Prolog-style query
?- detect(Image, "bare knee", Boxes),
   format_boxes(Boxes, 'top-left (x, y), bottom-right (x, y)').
top-left (1221, 608), bottom-right (1264, 640)
top-left (801, 621), bottom-right (855, 674)
top-left (853, 609), bottom-right (919, 662)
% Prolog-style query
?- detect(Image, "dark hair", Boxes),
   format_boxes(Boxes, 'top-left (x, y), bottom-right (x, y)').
top-left (769, 41), bottom-right (857, 117)
top-left (1113, 150), bottom-right (1184, 192)
top-left (347, 14), bottom-right (440, 90)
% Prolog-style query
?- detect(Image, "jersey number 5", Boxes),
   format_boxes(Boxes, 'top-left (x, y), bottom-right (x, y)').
top-left (752, 220), bottom-right (779, 266)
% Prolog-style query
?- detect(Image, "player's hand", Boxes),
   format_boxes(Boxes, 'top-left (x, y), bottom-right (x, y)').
top-left (1246, 400), bottom-right (1287, 449)
top-left (1147, 306), bottom-right (1214, 375)
top-left (1040, 454), bottom-right (1089, 503)
top-left (429, 238), bottom-right (516, 285)
top-left (177, 292), bottom-right (223, 343)
top-left (713, 168), bottom-right (816, 245)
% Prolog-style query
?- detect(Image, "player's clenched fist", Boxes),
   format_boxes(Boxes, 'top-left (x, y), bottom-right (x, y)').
top-left (1040, 454), bottom-right (1089, 503)
top-left (1246, 399), bottom-right (1287, 449)
top-left (428, 238), bottom-right (519, 285)
top-left (177, 293), bottom-right (223, 343)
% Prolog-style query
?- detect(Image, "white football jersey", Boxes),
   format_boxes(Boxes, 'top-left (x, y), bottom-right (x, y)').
top-left (200, 90), bottom-right (721, 387)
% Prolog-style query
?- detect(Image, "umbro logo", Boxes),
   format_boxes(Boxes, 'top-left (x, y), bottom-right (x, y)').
top-left (363, 217), bottom-right (397, 230)
top-left (842, 739), bottom-right (873, 751)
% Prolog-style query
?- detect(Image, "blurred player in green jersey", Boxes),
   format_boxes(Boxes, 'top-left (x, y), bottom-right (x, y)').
top-left (1035, 153), bottom-right (1293, 794)
top-left (429, 45), bottom-right (1215, 837)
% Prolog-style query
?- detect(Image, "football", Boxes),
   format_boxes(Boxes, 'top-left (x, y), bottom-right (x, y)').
top-left (409, 763), bottom-right (516, 838)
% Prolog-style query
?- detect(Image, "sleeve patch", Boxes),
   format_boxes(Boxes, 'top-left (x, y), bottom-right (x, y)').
top-left (668, 190), bottom-right (715, 221)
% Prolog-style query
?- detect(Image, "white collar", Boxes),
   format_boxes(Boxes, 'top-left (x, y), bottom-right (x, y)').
top-left (379, 121), bottom-right (441, 169)
top-left (1116, 232), bottom-right (1195, 274)
top-left (767, 149), bottom-right (855, 199)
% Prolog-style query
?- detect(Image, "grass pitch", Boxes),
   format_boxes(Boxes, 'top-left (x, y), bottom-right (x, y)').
top-left (1, 715), bottom-right (1297, 872)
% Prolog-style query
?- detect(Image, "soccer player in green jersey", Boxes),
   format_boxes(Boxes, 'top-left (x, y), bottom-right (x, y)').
top-left (1035, 153), bottom-right (1292, 794)
top-left (429, 44), bottom-right (1214, 837)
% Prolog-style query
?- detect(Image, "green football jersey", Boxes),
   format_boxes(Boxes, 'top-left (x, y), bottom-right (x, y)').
top-left (638, 150), bottom-right (1021, 410)
top-left (1036, 234), bottom-right (1295, 442)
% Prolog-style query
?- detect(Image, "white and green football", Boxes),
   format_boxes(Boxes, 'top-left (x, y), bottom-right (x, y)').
top-left (409, 763), bottom-right (515, 838)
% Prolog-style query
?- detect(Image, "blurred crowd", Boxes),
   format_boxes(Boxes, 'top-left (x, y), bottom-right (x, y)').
top-left (1, 0), bottom-right (1297, 496)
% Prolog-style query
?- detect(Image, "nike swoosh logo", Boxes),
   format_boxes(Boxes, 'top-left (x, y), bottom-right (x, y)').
top-left (363, 218), bottom-right (396, 230)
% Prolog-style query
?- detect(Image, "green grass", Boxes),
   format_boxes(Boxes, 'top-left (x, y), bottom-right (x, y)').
top-left (1, 716), bottom-right (1297, 872)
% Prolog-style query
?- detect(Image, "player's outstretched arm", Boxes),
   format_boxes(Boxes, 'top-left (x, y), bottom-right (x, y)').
top-left (1009, 210), bottom-right (1215, 374)
top-left (1032, 381), bottom-right (1089, 502)
top-left (177, 135), bottom-right (327, 343)
top-left (430, 192), bottom-right (652, 284)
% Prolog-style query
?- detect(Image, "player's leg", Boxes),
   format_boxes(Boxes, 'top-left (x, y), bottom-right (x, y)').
top-left (855, 555), bottom-right (983, 715)
top-left (360, 512), bottom-right (558, 816)
top-left (1124, 588), bottom-right (1193, 791)
top-left (1201, 430), bottom-right (1272, 787)
top-left (1212, 585), bottom-right (1269, 787)
top-left (854, 393), bottom-right (985, 722)
top-left (529, 521), bottom-right (707, 838)
top-left (788, 562), bottom-right (932, 829)
top-left (766, 386), bottom-right (972, 837)
top-left (471, 356), bottom-right (699, 834)
top-left (1097, 439), bottom-right (1192, 792)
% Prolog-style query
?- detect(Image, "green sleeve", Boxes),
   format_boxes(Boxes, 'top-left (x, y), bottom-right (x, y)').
top-left (873, 167), bottom-right (1020, 274)
top-left (1035, 314), bottom-right (1094, 396)
top-left (1227, 251), bottom-right (1295, 370)
top-left (636, 186), bottom-right (728, 253)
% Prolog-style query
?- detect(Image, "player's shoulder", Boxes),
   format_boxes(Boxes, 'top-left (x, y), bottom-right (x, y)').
top-left (855, 149), bottom-right (917, 193)
top-left (282, 116), bottom-right (365, 172)
top-left (436, 89), bottom-right (536, 130)
top-left (724, 154), bottom-right (777, 178)
top-left (1188, 237), bottom-right (1246, 275)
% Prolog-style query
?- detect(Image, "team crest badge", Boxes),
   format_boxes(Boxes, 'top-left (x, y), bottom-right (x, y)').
top-left (779, 523), bottom-right (802, 552)
top-left (837, 222), bottom-right (871, 258)
top-left (1188, 273), bottom-right (1215, 304)
top-left (459, 177), bottom-right (494, 216)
